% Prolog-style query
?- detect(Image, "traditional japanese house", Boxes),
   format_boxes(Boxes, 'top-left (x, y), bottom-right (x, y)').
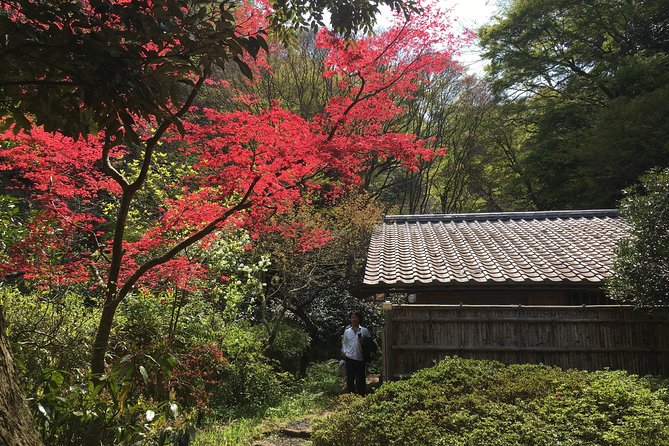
top-left (360, 210), bottom-right (669, 378)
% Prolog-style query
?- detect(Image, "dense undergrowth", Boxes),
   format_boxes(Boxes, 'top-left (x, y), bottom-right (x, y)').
top-left (313, 357), bottom-right (669, 446)
top-left (3, 287), bottom-right (318, 445)
top-left (6, 283), bottom-right (669, 446)
top-left (192, 359), bottom-right (341, 445)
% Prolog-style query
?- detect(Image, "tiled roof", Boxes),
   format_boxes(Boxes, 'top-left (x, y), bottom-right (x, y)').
top-left (363, 210), bottom-right (629, 287)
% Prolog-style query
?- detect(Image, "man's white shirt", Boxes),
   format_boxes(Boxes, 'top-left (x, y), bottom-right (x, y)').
top-left (342, 325), bottom-right (370, 361)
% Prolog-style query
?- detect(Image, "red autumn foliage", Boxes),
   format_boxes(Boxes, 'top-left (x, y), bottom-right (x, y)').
top-left (170, 343), bottom-right (229, 410)
top-left (0, 0), bottom-right (469, 293)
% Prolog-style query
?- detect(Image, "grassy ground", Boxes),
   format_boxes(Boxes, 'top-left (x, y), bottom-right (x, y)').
top-left (192, 360), bottom-right (344, 446)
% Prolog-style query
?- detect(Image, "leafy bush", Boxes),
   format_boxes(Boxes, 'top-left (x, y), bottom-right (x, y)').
top-left (4, 287), bottom-right (308, 442)
top-left (26, 356), bottom-right (191, 446)
top-left (2, 287), bottom-right (189, 444)
top-left (113, 292), bottom-right (300, 421)
top-left (263, 322), bottom-right (311, 372)
top-left (2, 287), bottom-right (98, 391)
top-left (312, 357), bottom-right (669, 446)
top-left (112, 290), bottom-right (226, 352)
top-left (213, 323), bottom-right (294, 417)
top-left (608, 167), bottom-right (669, 306)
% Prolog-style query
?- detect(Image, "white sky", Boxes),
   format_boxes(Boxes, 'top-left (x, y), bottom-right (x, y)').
top-left (377, 0), bottom-right (500, 75)
top-left (448, 0), bottom-right (499, 74)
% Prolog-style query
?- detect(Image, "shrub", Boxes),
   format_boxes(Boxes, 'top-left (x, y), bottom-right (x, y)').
top-left (312, 357), bottom-right (669, 446)
top-left (264, 322), bottom-right (311, 372)
top-left (212, 323), bottom-right (294, 417)
top-left (171, 343), bottom-right (229, 411)
top-left (2, 287), bottom-right (98, 391)
top-left (112, 290), bottom-right (225, 353)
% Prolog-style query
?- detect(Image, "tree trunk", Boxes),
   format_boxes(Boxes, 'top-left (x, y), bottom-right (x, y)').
top-left (0, 306), bottom-right (44, 446)
top-left (81, 297), bottom-right (122, 446)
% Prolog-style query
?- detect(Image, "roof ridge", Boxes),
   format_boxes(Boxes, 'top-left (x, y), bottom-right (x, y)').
top-left (384, 209), bottom-right (619, 223)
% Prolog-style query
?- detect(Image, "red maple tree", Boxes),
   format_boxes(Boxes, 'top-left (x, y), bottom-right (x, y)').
top-left (0, 4), bottom-right (468, 440)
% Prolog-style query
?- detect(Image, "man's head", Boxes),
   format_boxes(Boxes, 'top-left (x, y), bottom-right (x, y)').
top-left (349, 311), bottom-right (363, 327)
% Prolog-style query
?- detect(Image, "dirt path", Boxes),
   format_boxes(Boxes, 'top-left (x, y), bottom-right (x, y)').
top-left (252, 414), bottom-right (325, 446)
top-left (252, 375), bottom-right (380, 446)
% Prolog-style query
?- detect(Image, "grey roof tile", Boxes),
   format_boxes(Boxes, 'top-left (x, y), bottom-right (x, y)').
top-left (363, 210), bottom-right (629, 287)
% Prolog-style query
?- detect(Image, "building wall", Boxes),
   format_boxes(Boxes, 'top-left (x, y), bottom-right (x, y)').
top-left (382, 304), bottom-right (669, 379)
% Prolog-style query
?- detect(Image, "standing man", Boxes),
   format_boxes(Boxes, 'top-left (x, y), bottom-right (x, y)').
top-left (341, 311), bottom-right (371, 395)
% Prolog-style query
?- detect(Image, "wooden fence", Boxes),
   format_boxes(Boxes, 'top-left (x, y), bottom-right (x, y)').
top-left (381, 304), bottom-right (669, 379)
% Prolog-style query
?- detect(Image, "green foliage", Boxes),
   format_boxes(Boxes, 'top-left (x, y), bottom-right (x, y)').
top-left (312, 357), bottom-right (669, 446)
top-left (289, 359), bottom-right (342, 404)
top-left (3, 287), bottom-right (310, 443)
top-left (113, 290), bottom-right (224, 350)
top-left (478, 0), bottom-right (669, 209)
top-left (27, 353), bottom-right (189, 446)
top-left (2, 287), bottom-right (196, 444)
top-left (214, 323), bottom-right (294, 416)
top-left (193, 360), bottom-right (342, 446)
top-left (607, 168), bottom-right (669, 306)
top-left (0, 195), bottom-right (24, 263)
top-left (114, 293), bottom-right (292, 417)
top-left (2, 287), bottom-right (98, 391)
top-left (265, 322), bottom-right (311, 366)
top-left (574, 86), bottom-right (669, 207)
top-left (480, 0), bottom-right (669, 100)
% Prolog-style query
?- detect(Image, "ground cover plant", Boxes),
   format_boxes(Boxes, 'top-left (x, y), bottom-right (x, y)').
top-left (312, 357), bottom-right (669, 446)
top-left (192, 359), bottom-right (342, 446)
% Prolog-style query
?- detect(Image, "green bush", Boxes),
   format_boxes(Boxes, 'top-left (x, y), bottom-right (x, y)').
top-left (264, 322), bottom-right (311, 372)
top-left (4, 287), bottom-right (308, 442)
top-left (312, 357), bottom-right (669, 446)
top-left (212, 323), bottom-right (294, 417)
top-left (112, 290), bottom-right (226, 352)
top-left (2, 287), bottom-right (98, 392)
top-left (113, 293), bottom-right (300, 420)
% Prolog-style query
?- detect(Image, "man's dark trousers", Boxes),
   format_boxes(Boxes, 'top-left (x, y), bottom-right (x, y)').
top-left (345, 357), bottom-right (366, 395)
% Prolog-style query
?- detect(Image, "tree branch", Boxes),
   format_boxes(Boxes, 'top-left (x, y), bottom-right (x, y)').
top-left (115, 175), bottom-right (261, 302)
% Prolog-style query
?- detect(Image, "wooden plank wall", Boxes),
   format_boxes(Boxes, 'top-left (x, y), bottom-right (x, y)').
top-left (382, 304), bottom-right (669, 379)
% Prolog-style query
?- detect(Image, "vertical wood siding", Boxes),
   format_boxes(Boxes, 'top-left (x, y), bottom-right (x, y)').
top-left (382, 304), bottom-right (669, 379)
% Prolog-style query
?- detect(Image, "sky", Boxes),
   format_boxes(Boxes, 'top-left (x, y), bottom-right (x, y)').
top-left (377, 0), bottom-right (500, 75)
top-left (447, 0), bottom-right (499, 73)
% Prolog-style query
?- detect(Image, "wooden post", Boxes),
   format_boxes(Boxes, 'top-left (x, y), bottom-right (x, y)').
top-left (382, 301), bottom-right (393, 381)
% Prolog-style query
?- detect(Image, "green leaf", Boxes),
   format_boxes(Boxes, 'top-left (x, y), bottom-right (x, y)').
top-left (235, 58), bottom-right (254, 79)
top-left (139, 365), bottom-right (149, 383)
top-left (169, 402), bottom-right (179, 417)
top-left (50, 370), bottom-right (64, 387)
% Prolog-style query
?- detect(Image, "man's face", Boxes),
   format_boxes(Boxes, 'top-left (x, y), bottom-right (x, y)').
top-left (350, 313), bottom-right (360, 326)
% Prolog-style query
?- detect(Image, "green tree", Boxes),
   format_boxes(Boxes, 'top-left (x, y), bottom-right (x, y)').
top-left (479, 0), bottom-right (669, 209)
top-left (480, 0), bottom-right (669, 101)
top-left (607, 168), bottom-right (669, 307)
